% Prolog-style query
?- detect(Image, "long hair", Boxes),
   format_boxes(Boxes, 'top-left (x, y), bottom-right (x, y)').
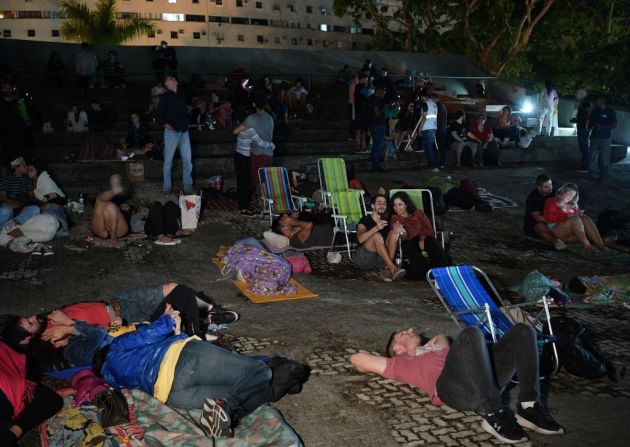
top-left (555, 183), bottom-right (579, 208)
top-left (0, 314), bottom-right (30, 352)
top-left (391, 191), bottom-right (416, 215)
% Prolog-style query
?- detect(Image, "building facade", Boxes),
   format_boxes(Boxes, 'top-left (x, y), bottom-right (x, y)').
top-left (0, 0), bottom-right (395, 49)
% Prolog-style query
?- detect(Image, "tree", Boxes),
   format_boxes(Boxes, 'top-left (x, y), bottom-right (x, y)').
top-left (59, 0), bottom-right (155, 45)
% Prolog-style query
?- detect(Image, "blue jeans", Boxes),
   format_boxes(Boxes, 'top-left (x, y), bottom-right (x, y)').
top-left (167, 340), bottom-right (273, 421)
top-left (163, 128), bottom-right (193, 192)
top-left (577, 129), bottom-right (590, 170)
top-left (43, 203), bottom-right (68, 237)
top-left (589, 138), bottom-right (611, 180)
top-left (422, 129), bottom-right (437, 168)
top-left (370, 124), bottom-right (386, 169)
top-left (0, 204), bottom-right (40, 226)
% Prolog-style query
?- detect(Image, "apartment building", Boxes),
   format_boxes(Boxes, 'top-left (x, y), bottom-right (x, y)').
top-left (0, 0), bottom-right (401, 49)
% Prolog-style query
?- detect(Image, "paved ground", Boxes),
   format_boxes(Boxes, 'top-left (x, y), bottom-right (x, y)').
top-left (2, 160), bottom-right (629, 447)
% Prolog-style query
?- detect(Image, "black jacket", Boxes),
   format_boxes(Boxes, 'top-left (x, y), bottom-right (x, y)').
top-left (156, 90), bottom-right (188, 132)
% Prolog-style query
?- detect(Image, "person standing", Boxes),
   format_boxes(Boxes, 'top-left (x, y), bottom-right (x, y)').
top-left (156, 75), bottom-right (193, 194)
top-left (244, 92), bottom-right (274, 193)
top-left (588, 96), bottom-right (617, 182)
top-left (573, 89), bottom-right (591, 172)
top-left (435, 97), bottom-right (448, 168)
top-left (73, 42), bottom-right (98, 91)
top-left (418, 89), bottom-right (439, 172)
top-left (366, 86), bottom-right (387, 172)
top-left (537, 81), bottom-right (558, 136)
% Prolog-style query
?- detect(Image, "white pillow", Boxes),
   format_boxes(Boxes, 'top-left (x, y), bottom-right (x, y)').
top-left (263, 230), bottom-right (290, 250)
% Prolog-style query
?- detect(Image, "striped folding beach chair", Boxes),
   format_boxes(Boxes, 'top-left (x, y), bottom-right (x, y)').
top-left (318, 158), bottom-right (363, 209)
top-left (258, 167), bottom-right (307, 224)
top-left (426, 265), bottom-right (559, 377)
top-left (330, 190), bottom-right (367, 259)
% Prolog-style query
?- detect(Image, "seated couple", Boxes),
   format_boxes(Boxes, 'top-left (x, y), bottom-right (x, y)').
top-left (1, 285), bottom-right (284, 439)
top-left (351, 324), bottom-right (566, 444)
top-left (355, 192), bottom-right (448, 281)
top-left (524, 175), bottom-right (606, 252)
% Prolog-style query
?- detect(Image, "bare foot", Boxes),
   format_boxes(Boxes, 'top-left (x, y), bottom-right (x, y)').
top-left (109, 174), bottom-right (123, 195)
top-left (157, 234), bottom-right (174, 243)
top-left (108, 238), bottom-right (118, 247)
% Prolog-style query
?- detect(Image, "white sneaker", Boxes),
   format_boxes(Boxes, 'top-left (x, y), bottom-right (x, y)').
top-left (9, 236), bottom-right (36, 253)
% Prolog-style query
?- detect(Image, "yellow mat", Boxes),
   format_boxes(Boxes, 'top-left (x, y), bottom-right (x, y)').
top-left (213, 247), bottom-right (318, 304)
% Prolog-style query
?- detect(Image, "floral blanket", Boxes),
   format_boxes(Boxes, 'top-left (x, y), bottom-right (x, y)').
top-left (579, 274), bottom-right (630, 305)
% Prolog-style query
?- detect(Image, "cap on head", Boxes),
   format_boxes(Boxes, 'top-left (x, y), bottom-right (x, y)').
top-left (10, 157), bottom-right (25, 169)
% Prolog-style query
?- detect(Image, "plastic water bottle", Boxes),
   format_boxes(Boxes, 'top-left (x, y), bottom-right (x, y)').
top-left (78, 193), bottom-right (85, 207)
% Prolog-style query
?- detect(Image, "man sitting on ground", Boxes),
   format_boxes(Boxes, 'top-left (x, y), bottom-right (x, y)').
top-left (355, 193), bottom-right (405, 282)
top-left (350, 325), bottom-right (565, 444)
top-left (524, 174), bottom-right (567, 250)
top-left (271, 212), bottom-right (333, 250)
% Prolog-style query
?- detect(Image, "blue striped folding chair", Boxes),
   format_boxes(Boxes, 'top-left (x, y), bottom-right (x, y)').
top-left (258, 167), bottom-right (307, 225)
top-left (426, 265), bottom-right (559, 377)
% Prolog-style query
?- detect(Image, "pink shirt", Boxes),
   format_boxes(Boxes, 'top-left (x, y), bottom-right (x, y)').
top-left (383, 347), bottom-right (449, 405)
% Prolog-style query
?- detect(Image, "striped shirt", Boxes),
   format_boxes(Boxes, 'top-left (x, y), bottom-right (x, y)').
top-left (235, 127), bottom-right (273, 157)
top-left (0, 174), bottom-right (33, 199)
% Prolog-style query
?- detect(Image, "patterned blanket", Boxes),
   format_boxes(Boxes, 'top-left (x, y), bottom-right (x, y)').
top-left (579, 274), bottom-right (630, 306)
top-left (42, 389), bottom-right (303, 447)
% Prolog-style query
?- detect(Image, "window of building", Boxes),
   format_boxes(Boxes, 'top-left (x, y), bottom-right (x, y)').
top-left (146, 0), bottom-right (153, 2)
top-left (237, 34), bottom-right (244, 41)
top-left (231, 17), bottom-right (249, 24)
top-left (257, 35), bottom-right (264, 43)
top-left (18, 11), bottom-right (42, 18)
top-left (193, 0), bottom-right (199, 3)
top-left (148, 30), bottom-right (156, 37)
top-left (322, 40), bottom-right (329, 47)
top-left (250, 18), bottom-right (268, 26)
top-left (171, 31), bottom-right (178, 38)
top-left (208, 15), bottom-right (229, 23)
top-left (289, 21), bottom-right (300, 29)
top-left (291, 37), bottom-right (297, 45)
top-left (193, 31), bottom-right (201, 39)
top-left (337, 40), bottom-right (343, 48)
top-left (168, 0), bottom-right (176, 3)
top-left (216, 32), bottom-right (224, 40)
top-left (236, 0), bottom-right (243, 6)
top-left (27, 29), bottom-right (35, 37)
top-left (288, 4), bottom-right (295, 12)
top-left (185, 14), bottom-right (205, 22)
top-left (215, 0), bottom-right (223, 4)
top-left (3, 30), bottom-right (11, 38)
top-left (333, 25), bottom-right (345, 33)
top-left (162, 13), bottom-right (185, 21)
top-left (51, 29), bottom-right (59, 37)
top-left (306, 6), bottom-right (312, 13)
top-left (319, 24), bottom-right (328, 31)
top-left (255, 1), bottom-right (262, 8)
top-left (306, 23), bottom-right (313, 30)
top-left (350, 26), bottom-right (360, 34)
top-left (320, 7), bottom-right (329, 15)
top-left (274, 36), bottom-right (281, 43)
top-left (362, 28), bottom-right (374, 35)
top-left (307, 38), bottom-right (312, 46)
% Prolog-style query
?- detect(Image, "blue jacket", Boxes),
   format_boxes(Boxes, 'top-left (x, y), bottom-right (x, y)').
top-left (100, 315), bottom-right (186, 395)
top-left (63, 321), bottom-right (112, 367)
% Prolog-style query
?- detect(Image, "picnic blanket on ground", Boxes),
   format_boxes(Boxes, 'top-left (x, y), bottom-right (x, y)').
top-left (579, 274), bottom-right (630, 305)
top-left (42, 389), bottom-right (303, 447)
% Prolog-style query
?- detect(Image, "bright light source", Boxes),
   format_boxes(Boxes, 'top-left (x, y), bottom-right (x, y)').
top-left (522, 100), bottom-right (533, 114)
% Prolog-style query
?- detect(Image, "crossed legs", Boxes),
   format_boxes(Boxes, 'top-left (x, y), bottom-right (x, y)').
top-left (91, 175), bottom-right (128, 246)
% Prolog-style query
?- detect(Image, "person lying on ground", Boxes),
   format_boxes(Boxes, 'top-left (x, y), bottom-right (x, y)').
top-left (0, 339), bottom-right (63, 447)
top-left (355, 193), bottom-right (406, 282)
top-left (543, 183), bottom-right (606, 252)
top-left (426, 175), bottom-right (492, 212)
top-left (0, 209), bottom-right (62, 255)
top-left (597, 208), bottom-right (630, 253)
top-left (271, 212), bottom-right (334, 250)
top-left (350, 325), bottom-right (566, 444)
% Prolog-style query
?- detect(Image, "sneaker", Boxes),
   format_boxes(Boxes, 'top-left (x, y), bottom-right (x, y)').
top-left (516, 402), bottom-right (566, 435)
top-left (481, 408), bottom-right (529, 444)
top-left (391, 267), bottom-right (406, 281)
top-left (31, 244), bottom-right (44, 256)
top-left (209, 309), bottom-right (240, 325)
top-left (553, 239), bottom-right (567, 251)
top-left (200, 398), bottom-right (233, 438)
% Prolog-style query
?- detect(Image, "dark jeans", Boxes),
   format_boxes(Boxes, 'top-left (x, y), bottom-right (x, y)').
top-left (167, 341), bottom-right (273, 422)
top-left (436, 325), bottom-right (539, 414)
top-left (234, 152), bottom-right (252, 210)
top-left (144, 201), bottom-right (179, 237)
top-left (370, 124), bottom-right (386, 170)
top-left (436, 128), bottom-right (448, 167)
top-left (422, 129), bottom-right (438, 168)
top-left (577, 128), bottom-right (590, 170)
top-left (148, 284), bottom-right (213, 337)
top-left (0, 384), bottom-right (63, 438)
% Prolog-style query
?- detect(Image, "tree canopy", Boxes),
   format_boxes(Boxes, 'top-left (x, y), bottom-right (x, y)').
top-left (59, 0), bottom-right (154, 45)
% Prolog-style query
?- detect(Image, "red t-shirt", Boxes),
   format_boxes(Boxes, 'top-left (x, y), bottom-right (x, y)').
top-left (468, 124), bottom-right (493, 142)
top-left (47, 302), bottom-right (111, 329)
top-left (383, 348), bottom-right (449, 405)
top-left (543, 197), bottom-right (579, 223)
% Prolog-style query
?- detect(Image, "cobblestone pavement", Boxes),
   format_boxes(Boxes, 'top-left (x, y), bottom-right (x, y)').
top-left (2, 164), bottom-right (630, 446)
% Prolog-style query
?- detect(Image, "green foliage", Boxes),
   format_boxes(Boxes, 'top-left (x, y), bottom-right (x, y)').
top-left (59, 0), bottom-right (154, 45)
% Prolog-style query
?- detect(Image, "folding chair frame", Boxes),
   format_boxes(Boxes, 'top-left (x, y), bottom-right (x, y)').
top-left (389, 188), bottom-right (445, 249)
top-left (329, 192), bottom-right (367, 260)
top-left (258, 167), bottom-right (307, 225)
top-left (426, 265), bottom-right (559, 378)
top-left (317, 158), bottom-right (364, 209)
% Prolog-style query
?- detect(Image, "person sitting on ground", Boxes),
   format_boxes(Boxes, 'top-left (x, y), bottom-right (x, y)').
top-left (543, 183), bottom-right (606, 252)
top-left (90, 174), bottom-right (129, 247)
top-left (596, 208), bottom-right (630, 253)
top-left (271, 212), bottom-right (333, 250)
top-left (144, 200), bottom-right (187, 245)
top-left (390, 191), bottom-right (449, 278)
top-left (66, 104), bottom-right (88, 133)
top-left (494, 106), bottom-right (519, 145)
top-left (355, 193), bottom-right (406, 282)
top-left (350, 324), bottom-right (566, 444)
top-left (189, 97), bottom-right (211, 130)
top-left (26, 164), bottom-right (65, 205)
top-left (467, 114), bottom-right (501, 166)
top-left (448, 111), bottom-right (474, 167)
top-left (0, 338), bottom-right (63, 447)
top-left (426, 175), bottom-right (492, 212)
top-left (208, 91), bottom-right (232, 129)
top-left (0, 157), bottom-right (36, 222)
top-left (288, 78), bottom-right (309, 115)
top-left (523, 174), bottom-right (568, 250)
top-left (122, 112), bottom-right (154, 157)
top-left (98, 50), bottom-right (125, 88)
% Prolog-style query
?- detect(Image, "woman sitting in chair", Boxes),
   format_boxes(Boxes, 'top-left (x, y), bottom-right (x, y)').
top-left (389, 191), bottom-right (449, 279)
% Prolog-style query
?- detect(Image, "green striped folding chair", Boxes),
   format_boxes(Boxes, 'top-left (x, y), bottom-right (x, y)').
top-left (389, 188), bottom-right (444, 248)
top-left (318, 158), bottom-right (363, 209)
top-left (258, 167), bottom-right (307, 224)
top-left (330, 190), bottom-right (367, 259)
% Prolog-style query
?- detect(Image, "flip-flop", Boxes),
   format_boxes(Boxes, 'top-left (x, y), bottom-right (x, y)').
top-left (155, 240), bottom-right (178, 246)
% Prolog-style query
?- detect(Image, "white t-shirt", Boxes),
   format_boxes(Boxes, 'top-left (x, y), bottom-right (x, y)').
top-left (34, 171), bottom-right (65, 202)
top-left (67, 110), bottom-right (89, 132)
